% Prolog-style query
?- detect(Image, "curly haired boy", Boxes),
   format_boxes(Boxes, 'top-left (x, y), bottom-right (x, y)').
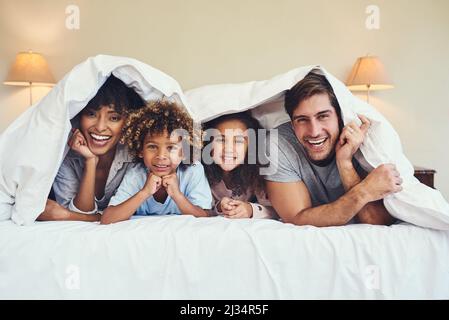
top-left (101, 100), bottom-right (212, 223)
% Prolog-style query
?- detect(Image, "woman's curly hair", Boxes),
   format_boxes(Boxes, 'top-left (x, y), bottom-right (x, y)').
top-left (120, 100), bottom-right (201, 166)
top-left (202, 111), bottom-right (266, 197)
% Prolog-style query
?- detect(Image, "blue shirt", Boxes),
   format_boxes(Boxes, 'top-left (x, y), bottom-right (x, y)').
top-left (108, 162), bottom-right (213, 215)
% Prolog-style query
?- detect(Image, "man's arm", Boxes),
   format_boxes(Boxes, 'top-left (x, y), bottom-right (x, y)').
top-left (266, 164), bottom-right (402, 227)
top-left (335, 115), bottom-right (396, 225)
top-left (266, 180), bottom-right (369, 227)
top-left (337, 162), bottom-right (395, 225)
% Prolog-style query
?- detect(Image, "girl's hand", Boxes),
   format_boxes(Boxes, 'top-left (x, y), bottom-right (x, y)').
top-left (143, 172), bottom-right (162, 196)
top-left (219, 197), bottom-right (236, 213)
top-left (68, 129), bottom-right (97, 161)
top-left (162, 174), bottom-right (181, 197)
top-left (224, 200), bottom-right (253, 219)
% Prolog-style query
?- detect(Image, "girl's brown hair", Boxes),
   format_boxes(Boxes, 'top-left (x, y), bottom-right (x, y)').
top-left (203, 111), bottom-right (265, 197)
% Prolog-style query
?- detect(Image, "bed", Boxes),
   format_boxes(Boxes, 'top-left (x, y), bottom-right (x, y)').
top-left (1, 216), bottom-right (448, 299)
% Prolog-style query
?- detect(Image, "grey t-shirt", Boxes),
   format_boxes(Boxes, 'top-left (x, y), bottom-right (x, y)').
top-left (265, 122), bottom-right (367, 208)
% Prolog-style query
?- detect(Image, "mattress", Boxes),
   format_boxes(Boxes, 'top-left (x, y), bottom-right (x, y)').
top-left (1, 216), bottom-right (448, 299)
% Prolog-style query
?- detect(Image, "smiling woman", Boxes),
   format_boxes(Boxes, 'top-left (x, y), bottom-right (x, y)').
top-left (37, 75), bottom-right (146, 222)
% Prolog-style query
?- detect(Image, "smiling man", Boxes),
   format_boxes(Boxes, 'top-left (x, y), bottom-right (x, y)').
top-left (265, 70), bottom-right (403, 227)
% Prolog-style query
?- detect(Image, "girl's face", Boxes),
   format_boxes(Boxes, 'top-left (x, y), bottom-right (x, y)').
top-left (211, 119), bottom-right (249, 172)
top-left (80, 105), bottom-right (126, 156)
top-left (139, 130), bottom-right (184, 177)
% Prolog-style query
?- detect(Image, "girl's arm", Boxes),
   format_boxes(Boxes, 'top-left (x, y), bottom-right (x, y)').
top-left (251, 192), bottom-right (278, 219)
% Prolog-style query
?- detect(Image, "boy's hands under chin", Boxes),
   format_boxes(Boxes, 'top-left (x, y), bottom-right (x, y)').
top-left (68, 129), bottom-right (97, 162)
top-left (143, 172), bottom-right (162, 196)
top-left (162, 174), bottom-right (181, 197)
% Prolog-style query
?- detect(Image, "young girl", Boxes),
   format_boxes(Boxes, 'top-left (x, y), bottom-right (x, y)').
top-left (101, 100), bottom-right (212, 224)
top-left (38, 75), bottom-right (145, 221)
top-left (203, 111), bottom-right (277, 219)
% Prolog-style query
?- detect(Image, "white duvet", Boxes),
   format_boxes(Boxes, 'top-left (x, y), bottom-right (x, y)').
top-left (1, 55), bottom-right (448, 228)
top-left (1, 217), bottom-right (448, 299)
top-left (0, 55), bottom-right (449, 300)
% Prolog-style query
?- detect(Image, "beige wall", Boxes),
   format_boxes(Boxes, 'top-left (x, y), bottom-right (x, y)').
top-left (1, 0), bottom-right (448, 199)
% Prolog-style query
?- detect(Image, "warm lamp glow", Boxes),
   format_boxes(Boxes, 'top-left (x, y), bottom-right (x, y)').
top-left (4, 51), bottom-right (55, 105)
top-left (346, 56), bottom-right (394, 102)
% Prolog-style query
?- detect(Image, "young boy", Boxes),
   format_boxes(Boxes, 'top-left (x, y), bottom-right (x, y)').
top-left (101, 100), bottom-right (212, 224)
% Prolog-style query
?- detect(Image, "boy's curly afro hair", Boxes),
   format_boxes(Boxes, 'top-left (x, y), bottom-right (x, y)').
top-left (120, 100), bottom-right (201, 165)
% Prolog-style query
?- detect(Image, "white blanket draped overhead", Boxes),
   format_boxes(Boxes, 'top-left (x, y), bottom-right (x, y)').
top-left (0, 55), bottom-right (189, 226)
top-left (186, 66), bottom-right (449, 230)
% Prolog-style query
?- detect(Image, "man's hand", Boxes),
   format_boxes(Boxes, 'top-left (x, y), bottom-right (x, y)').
top-left (360, 164), bottom-right (403, 202)
top-left (142, 172), bottom-right (162, 196)
top-left (223, 199), bottom-right (253, 219)
top-left (68, 129), bottom-right (97, 161)
top-left (162, 174), bottom-right (181, 197)
top-left (37, 199), bottom-right (70, 221)
top-left (336, 114), bottom-right (371, 164)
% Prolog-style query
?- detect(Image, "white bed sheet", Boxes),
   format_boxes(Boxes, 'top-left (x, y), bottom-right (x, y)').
top-left (1, 216), bottom-right (448, 299)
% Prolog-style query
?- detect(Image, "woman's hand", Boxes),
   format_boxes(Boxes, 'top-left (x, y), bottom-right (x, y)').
top-left (68, 129), bottom-right (97, 161)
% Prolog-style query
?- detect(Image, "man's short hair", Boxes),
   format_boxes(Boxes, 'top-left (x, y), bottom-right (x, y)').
top-left (284, 69), bottom-right (344, 130)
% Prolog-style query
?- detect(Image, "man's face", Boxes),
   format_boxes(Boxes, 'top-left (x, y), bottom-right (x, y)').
top-left (291, 93), bottom-right (340, 164)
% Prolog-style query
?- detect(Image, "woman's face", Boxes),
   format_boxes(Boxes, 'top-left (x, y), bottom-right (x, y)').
top-left (79, 105), bottom-right (126, 156)
top-left (211, 119), bottom-right (249, 172)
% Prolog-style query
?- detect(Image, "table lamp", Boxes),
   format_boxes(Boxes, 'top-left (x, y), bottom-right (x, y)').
top-left (346, 55), bottom-right (394, 103)
top-left (4, 51), bottom-right (55, 105)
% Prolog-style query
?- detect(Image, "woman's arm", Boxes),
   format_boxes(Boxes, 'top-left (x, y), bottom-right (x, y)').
top-left (73, 157), bottom-right (98, 212)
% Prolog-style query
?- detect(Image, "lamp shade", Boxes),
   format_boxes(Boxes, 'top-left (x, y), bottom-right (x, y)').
top-left (346, 56), bottom-right (394, 91)
top-left (4, 51), bottom-right (55, 86)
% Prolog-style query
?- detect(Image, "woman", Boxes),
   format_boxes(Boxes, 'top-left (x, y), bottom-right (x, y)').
top-left (38, 75), bottom-right (145, 221)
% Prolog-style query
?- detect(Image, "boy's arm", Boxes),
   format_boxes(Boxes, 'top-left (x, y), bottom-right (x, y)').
top-left (171, 192), bottom-right (209, 217)
top-left (163, 167), bottom-right (211, 217)
top-left (101, 190), bottom-right (150, 224)
top-left (101, 169), bottom-right (161, 224)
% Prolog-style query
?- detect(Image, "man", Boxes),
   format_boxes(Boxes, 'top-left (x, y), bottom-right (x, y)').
top-left (265, 70), bottom-right (402, 227)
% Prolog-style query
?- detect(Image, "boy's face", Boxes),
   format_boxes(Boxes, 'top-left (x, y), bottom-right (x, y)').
top-left (211, 119), bottom-right (249, 172)
top-left (139, 130), bottom-right (184, 177)
top-left (291, 93), bottom-right (340, 164)
top-left (80, 105), bottom-right (125, 156)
